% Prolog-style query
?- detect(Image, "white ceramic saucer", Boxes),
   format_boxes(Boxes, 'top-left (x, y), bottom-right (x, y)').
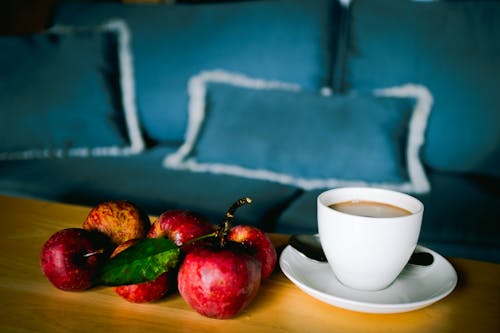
top-left (279, 244), bottom-right (457, 314)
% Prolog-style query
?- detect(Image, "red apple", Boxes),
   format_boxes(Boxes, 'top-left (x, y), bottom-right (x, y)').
top-left (177, 241), bottom-right (261, 319)
top-left (227, 225), bottom-right (277, 280)
top-left (147, 209), bottom-right (213, 251)
top-left (111, 239), bottom-right (170, 303)
top-left (40, 228), bottom-right (112, 291)
top-left (83, 201), bottom-right (150, 245)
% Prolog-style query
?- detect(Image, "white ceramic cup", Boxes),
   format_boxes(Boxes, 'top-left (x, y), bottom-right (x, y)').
top-left (317, 187), bottom-right (423, 291)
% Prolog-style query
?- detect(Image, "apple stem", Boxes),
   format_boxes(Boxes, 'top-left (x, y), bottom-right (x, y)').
top-left (217, 197), bottom-right (252, 247)
top-left (181, 198), bottom-right (253, 249)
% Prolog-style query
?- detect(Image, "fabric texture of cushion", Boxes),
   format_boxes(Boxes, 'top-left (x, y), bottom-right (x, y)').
top-left (337, 0), bottom-right (500, 177)
top-left (0, 20), bottom-right (144, 160)
top-left (164, 70), bottom-right (433, 194)
top-left (54, 0), bottom-right (339, 143)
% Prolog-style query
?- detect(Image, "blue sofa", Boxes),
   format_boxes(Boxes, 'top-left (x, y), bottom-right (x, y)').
top-left (1, 0), bottom-right (499, 263)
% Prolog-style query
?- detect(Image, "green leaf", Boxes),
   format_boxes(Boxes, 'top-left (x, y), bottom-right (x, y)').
top-left (99, 238), bottom-right (180, 286)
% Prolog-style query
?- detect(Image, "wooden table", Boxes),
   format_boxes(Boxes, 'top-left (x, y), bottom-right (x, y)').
top-left (0, 195), bottom-right (499, 332)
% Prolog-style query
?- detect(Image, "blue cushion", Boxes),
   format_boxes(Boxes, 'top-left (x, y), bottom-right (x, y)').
top-left (0, 20), bottom-right (144, 160)
top-left (164, 70), bottom-right (433, 194)
top-left (54, 0), bottom-right (338, 143)
top-left (337, 0), bottom-right (500, 177)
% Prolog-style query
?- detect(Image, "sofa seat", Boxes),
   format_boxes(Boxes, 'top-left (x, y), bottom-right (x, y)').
top-left (0, 146), bottom-right (300, 230)
top-left (2, 144), bottom-right (497, 262)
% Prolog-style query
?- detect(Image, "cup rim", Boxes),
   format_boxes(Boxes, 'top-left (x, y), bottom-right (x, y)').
top-left (318, 187), bottom-right (424, 217)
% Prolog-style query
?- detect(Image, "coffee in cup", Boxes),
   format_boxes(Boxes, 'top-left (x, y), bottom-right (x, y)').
top-left (329, 200), bottom-right (412, 218)
top-left (317, 187), bottom-right (423, 291)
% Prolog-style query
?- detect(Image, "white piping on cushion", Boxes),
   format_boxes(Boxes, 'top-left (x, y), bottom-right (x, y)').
top-left (375, 84), bottom-right (433, 194)
top-left (0, 19), bottom-right (144, 160)
top-left (104, 19), bottom-right (144, 154)
top-left (164, 70), bottom-right (433, 194)
top-left (174, 158), bottom-right (422, 193)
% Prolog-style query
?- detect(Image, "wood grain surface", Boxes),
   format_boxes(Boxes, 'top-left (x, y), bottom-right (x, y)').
top-left (0, 195), bottom-right (498, 333)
